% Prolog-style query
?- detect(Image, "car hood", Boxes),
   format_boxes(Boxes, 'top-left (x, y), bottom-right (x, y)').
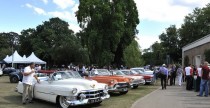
top-left (52, 78), bottom-right (105, 90)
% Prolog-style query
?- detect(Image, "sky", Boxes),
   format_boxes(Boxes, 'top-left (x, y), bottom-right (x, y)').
top-left (0, 0), bottom-right (210, 50)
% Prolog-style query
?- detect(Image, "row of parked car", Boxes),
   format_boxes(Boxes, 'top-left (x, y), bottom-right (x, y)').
top-left (2, 67), bottom-right (154, 108)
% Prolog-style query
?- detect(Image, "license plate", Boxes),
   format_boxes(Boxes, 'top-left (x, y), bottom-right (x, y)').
top-left (88, 98), bottom-right (101, 103)
top-left (122, 88), bottom-right (127, 91)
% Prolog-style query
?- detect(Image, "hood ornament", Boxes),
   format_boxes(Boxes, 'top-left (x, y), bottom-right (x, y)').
top-left (90, 84), bottom-right (95, 88)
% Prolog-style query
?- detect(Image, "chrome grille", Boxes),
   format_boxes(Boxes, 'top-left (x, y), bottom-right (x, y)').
top-left (115, 82), bottom-right (129, 88)
top-left (77, 90), bottom-right (104, 100)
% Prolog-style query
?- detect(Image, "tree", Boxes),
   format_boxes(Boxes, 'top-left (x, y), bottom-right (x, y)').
top-left (19, 17), bottom-right (89, 66)
top-left (123, 40), bottom-right (144, 67)
top-left (76, 0), bottom-right (139, 66)
top-left (179, 4), bottom-right (210, 47)
top-left (159, 25), bottom-right (181, 63)
top-left (0, 32), bottom-right (19, 60)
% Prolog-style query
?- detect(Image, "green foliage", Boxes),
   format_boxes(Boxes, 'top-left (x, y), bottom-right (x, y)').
top-left (0, 32), bottom-right (19, 60)
top-left (184, 55), bottom-right (189, 67)
top-left (19, 17), bottom-right (89, 66)
top-left (76, 0), bottom-right (139, 66)
top-left (204, 49), bottom-right (210, 63)
top-left (123, 40), bottom-right (144, 67)
top-left (179, 4), bottom-right (210, 47)
top-left (159, 25), bottom-right (181, 63)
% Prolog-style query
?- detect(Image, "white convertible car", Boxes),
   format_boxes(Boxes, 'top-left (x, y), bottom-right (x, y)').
top-left (16, 71), bottom-right (110, 108)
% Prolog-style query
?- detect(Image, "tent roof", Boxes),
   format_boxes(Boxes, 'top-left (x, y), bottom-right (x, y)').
top-left (3, 51), bottom-right (28, 63)
top-left (26, 52), bottom-right (46, 64)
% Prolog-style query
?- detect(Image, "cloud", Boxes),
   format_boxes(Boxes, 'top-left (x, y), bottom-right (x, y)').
top-left (69, 24), bottom-right (81, 33)
top-left (137, 35), bottom-right (160, 50)
top-left (53, 0), bottom-right (75, 9)
top-left (134, 0), bottom-right (209, 23)
top-left (48, 11), bottom-right (77, 22)
top-left (25, 3), bottom-right (46, 15)
top-left (41, 0), bottom-right (48, 4)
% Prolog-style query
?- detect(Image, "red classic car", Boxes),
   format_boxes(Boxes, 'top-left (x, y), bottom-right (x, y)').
top-left (127, 68), bottom-right (155, 84)
top-left (85, 69), bottom-right (131, 94)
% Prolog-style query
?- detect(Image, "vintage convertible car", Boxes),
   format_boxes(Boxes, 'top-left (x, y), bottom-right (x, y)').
top-left (85, 69), bottom-right (130, 94)
top-left (111, 70), bottom-right (145, 89)
top-left (129, 68), bottom-right (155, 84)
top-left (16, 71), bottom-right (110, 108)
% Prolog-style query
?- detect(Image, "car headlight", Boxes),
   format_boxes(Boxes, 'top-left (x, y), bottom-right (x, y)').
top-left (104, 85), bottom-right (108, 90)
top-left (110, 80), bottom-right (115, 84)
top-left (72, 88), bottom-right (78, 94)
top-left (130, 78), bottom-right (134, 82)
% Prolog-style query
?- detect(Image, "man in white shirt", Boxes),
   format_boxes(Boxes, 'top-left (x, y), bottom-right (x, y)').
top-left (22, 62), bottom-right (40, 104)
top-left (185, 64), bottom-right (193, 90)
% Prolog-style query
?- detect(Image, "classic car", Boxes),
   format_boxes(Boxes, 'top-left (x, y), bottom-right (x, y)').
top-left (16, 71), bottom-right (110, 108)
top-left (111, 70), bottom-right (145, 89)
top-left (9, 70), bottom-right (23, 83)
top-left (3, 67), bottom-right (17, 75)
top-left (130, 68), bottom-right (155, 84)
top-left (86, 69), bottom-right (130, 94)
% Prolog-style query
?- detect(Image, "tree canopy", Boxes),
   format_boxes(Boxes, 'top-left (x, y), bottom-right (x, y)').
top-left (76, 0), bottom-right (139, 67)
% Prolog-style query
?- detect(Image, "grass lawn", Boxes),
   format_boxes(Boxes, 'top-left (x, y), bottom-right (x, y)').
top-left (96, 84), bottom-right (160, 108)
top-left (0, 75), bottom-right (160, 108)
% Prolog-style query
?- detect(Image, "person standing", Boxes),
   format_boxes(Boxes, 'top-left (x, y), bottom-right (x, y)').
top-left (185, 64), bottom-right (193, 90)
top-left (22, 62), bottom-right (40, 104)
top-left (197, 62), bottom-right (210, 97)
top-left (159, 64), bottom-right (168, 90)
top-left (170, 64), bottom-right (176, 85)
top-left (177, 65), bottom-right (183, 86)
top-left (196, 64), bottom-right (202, 92)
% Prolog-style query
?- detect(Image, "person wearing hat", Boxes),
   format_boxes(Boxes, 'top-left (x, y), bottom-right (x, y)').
top-left (158, 64), bottom-right (168, 90)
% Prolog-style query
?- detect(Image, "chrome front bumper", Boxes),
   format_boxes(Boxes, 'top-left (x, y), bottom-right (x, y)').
top-left (66, 94), bottom-right (110, 106)
top-left (108, 83), bottom-right (129, 92)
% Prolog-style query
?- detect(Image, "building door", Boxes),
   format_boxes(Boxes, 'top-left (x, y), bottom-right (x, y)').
top-left (195, 55), bottom-right (201, 68)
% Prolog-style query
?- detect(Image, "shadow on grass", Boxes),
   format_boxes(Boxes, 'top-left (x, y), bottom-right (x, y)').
top-left (3, 94), bottom-right (105, 108)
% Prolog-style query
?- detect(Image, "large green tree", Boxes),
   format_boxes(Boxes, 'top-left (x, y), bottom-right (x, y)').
top-left (76, 0), bottom-right (139, 66)
top-left (159, 25), bottom-right (181, 63)
top-left (0, 32), bottom-right (19, 60)
top-left (179, 4), bottom-right (210, 47)
top-left (19, 17), bottom-right (89, 66)
top-left (123, 40), bottom-right (144, 67)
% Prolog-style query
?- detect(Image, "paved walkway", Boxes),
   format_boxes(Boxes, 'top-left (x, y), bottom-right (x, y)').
top-left (131, 83), bottom-right (210, 108)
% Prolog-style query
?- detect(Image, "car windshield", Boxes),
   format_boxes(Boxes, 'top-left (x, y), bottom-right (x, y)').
top-left (113, 70), bottom-right (125, 75)
top-left (94, 69), bottom-right (111, 76)
top-left (52, 72), bottom-right (75, 81)
top-left (121, 70), bottom-right (130, 75)
top-left (131, 69), bottom-right (145, 74)
top-left (68, 71), bottom-right (82, 78)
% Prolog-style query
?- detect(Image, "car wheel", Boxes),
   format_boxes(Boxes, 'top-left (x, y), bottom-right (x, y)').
top-left (119, 91), bottom-right (128, 95)
top-left (57, 96), bottom-right (70, 108)
top-left (132, 85), bottom-right (138, 89)
top-left (10, 76), bottom-right (19, 83)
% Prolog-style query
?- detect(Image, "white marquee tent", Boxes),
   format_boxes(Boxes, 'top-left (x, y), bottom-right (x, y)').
top-left (3, 51), bottom-right (46, 64)
top-left (3, 51), bottom-right (28, 63)
top-left (26, 52), bottom-right (46, 64)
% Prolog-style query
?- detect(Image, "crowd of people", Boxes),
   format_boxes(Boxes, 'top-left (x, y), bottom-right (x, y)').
top-left (157, 61), bottom-right (210, 97)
